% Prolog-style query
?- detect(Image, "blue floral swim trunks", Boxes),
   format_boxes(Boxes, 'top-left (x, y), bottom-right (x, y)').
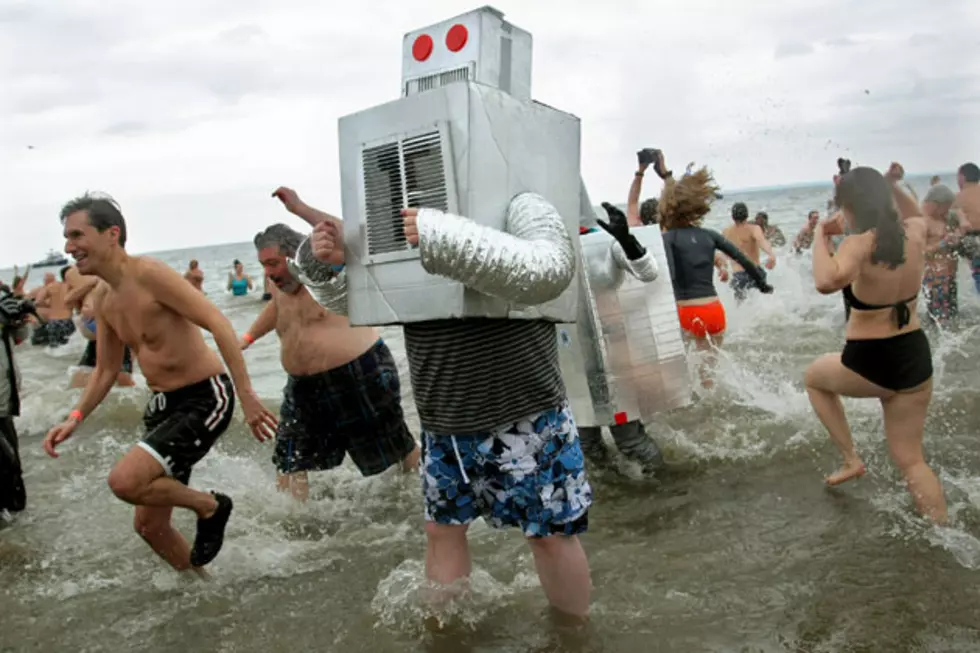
top-left (421, 402), bottom-right (592, 538)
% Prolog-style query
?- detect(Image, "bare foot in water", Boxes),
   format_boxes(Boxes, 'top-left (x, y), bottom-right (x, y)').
top-left (825, 461), bottom-right (867, 486)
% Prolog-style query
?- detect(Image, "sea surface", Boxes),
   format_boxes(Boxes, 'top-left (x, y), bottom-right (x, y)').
top-left (2, 175), bottom-right (979, 652)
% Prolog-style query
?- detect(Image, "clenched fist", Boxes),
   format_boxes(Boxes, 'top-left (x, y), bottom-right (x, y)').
top-left (311, 220), bottom-right (342, 264)
top-left (402, 208), bottom-right (419, 246)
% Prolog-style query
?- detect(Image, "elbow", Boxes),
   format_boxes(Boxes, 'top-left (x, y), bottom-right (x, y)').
top-left (814, 278), bottom-right (839, 295)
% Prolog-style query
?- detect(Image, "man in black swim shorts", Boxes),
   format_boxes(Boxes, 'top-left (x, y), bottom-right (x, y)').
top-left (242, 218), bottom-right (419, 501)
top-left (44, 194), bottom-right (277, 572)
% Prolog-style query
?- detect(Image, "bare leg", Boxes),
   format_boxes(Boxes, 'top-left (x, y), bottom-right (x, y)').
top-left (133, 505), bottom-right (198, 572)
top-left (107, 447), bottom-right (218, 519)
top-left (527, 535), bottom-right (591, 619)
top-left (881, 382), bottom-right (947, 523)
top-left (696, 333), bottom-right (723, 389)
top-left (276, 471), bottom-right (310, 502)
top-left (401, 444), bottom-right (421, 472)
top-left (424, 522), bottom-right (471, 604)
top-left (804, 353), bottom-right (889, 485)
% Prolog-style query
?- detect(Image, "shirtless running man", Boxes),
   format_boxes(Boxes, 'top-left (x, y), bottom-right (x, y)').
top-left (241, 197), bottom-right (419, 501)
top-left (43, 193), bottom-right (278, 571)
top-left (952, 162), bottom-right (980, 293)
top-left (30, 270), bottom-right (76, 347)
top-left (721, 202), bottom-right (776, 301)
top-left (184, 260), bottom-right (205, 292)
top-left (63, 266), bottom-right (135, 388)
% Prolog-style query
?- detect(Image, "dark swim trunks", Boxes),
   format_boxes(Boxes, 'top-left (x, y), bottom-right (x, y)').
top-left (731, 271), bottom-right (754, 301)
top-left (140, 375), bottom-right (235, 484)
top-left (78, 340), bottom-right (134, 374)
top-left (273, 340), bottom-right (416, 476)
top-left (30, 319), bottom-right (75, 347)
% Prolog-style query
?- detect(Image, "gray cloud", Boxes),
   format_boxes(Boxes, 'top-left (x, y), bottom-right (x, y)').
top-left (775, 42), bottom-right (815, 59)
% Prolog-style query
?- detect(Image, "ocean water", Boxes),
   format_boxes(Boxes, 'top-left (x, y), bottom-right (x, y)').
top-left (2, 176), bottom-right (979, 652)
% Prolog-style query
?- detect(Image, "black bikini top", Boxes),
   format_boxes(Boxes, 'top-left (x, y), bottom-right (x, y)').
top-left (842, 284), bottom-right (917, 329)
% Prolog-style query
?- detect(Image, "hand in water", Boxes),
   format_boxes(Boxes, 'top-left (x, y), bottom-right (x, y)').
top-left (402, 208), bottom-right (419, 246)
top-left (718, 269), bottom-right (730, 282)
top-left (239, 388), bottom-right (278, 442)
top-left (43, 417), bottom-right (80, 458)
top-left (310, 221), bottom-right (342, 263)
top-left (597, 203), bottom-right (646, 259)
top-left (765, 257), bottom-right (776, 270)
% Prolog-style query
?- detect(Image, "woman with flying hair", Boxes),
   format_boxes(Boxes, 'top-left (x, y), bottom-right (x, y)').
top-left (658, 158), bottom-right (772, 387)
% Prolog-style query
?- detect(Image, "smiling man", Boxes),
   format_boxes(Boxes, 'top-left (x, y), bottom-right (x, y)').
top-left (240, 198), bottom-right (419, 502)
top-left (43, 192), bottom-right (278, 572)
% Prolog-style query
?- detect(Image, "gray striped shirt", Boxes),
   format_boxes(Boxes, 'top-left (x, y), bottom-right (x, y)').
top-left (404, 318), bottom-right (565, 435)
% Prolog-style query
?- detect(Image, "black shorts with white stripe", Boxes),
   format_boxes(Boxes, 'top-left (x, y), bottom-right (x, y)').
top-left (139, 374), bottom-right (235, 485)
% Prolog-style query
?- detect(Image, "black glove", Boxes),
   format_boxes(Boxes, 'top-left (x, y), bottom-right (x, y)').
top-left (596, 202), bottom-right (646, 260)
top-left (758, 281), bottom-right (774, 294)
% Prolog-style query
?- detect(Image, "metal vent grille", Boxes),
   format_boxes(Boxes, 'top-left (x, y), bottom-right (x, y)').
top-left (404, 66), bottom-right (470, 96)
top-left (362, 131), bottom-right (448, 256)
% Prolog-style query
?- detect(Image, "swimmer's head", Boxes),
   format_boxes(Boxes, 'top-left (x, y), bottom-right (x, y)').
top-left (807, 210), bottom-right (820, 227)
top-left (731, 202), bottom-right (749, 223)
top-left (43, 272), bottom-right (55, 285)
top-left (59, 192), bottom-right (127, 276)
top-left (188, 260), bottom-right (199, 270)
top-left (930, 175), bottom-right (941, 186)
top-left (835, 167), bottom-right (904, 269)
top-left (254, 224), bottom-right (305, 294)
top-left (658, 167), bottom-right (720, 231)
top-left (754, 211), bottom-right (769, 227)
top-left (958, 162), bottom-right (979, 190)
top-left (923, 184), bottom-right (956, 218)
top-left (639, 198), bottom-right (659, 226)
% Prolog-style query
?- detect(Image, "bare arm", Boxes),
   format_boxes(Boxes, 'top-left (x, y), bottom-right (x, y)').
top-left (711, 232), bottom-right (768, 288)
top-left (755, 226), bottom-right (776, 264)
top-left (812, 226), bottom-right (865, 294)
top-left (143, 261), bottom-right (255, 395)
top-left (626, 166), bottom-right (648, 226)
top-left (890, 178), bottom-right (920, 222)
top-left (243, 295), bottom-right (278, 345)
top-left (65, 275), bottom-right (99, 308)
top-left (68, 288), bottom-right (125, 420)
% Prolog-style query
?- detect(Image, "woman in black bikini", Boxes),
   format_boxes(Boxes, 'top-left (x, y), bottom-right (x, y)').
top-left (804, 163), bottom-right (946, 524)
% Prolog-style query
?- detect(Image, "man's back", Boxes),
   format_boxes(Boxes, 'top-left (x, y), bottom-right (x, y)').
top-left (956, 184), bottom-right (980, 232)
top-left (722, 223), bottom-right (761, 271)
top-left (97, 257), bottom-right (223, 392)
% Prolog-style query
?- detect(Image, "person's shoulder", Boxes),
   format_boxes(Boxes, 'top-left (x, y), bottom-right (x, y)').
top-left (133, 256), bottom-right (179, 282)
top-left (903, 216), bottom-right (928, 239)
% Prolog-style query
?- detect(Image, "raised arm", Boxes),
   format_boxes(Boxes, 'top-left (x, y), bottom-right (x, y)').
top-left (288, 221), bottom-right (349, 315)
top-left (410, 192), bottom-right (576, 305)
top-left (272, 187), bottom-right (345, 265)
top-left (812, 224), bottom-right (866, 293)
top-left (594, 202), bottom-right (658, 283)
top-left (710, 231), bottom-right (770, 290)
top-left (241, 295), bottom-right (278, 348)
top-left (626, 161), bottom-right (649, 226)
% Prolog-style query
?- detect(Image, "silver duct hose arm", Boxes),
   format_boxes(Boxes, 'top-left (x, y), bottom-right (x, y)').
top-left (416, 192), bottom-right (576, 305)
top-left (611, 242), bottom-right (659, 283)
top-left (285, 236), bottom-right (349, 316)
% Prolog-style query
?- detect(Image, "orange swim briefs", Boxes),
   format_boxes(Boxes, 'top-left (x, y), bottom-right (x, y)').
top-left (677, 300), bottom-right (726, 338)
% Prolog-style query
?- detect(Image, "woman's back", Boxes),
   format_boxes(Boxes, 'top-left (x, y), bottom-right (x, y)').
top-left (846, 218), bottom-right (927, 339)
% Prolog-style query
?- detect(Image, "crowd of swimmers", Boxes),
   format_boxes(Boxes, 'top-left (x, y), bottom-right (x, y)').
top-left (1, 153), bottom-right (978, 624)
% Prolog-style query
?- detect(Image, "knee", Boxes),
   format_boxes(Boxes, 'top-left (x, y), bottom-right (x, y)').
top-left (424, 521), bottom-right (468, 546)
top-left (107, 468), bottom-right (142, 502)
top-left (526, 534), bottom-right (575, 557)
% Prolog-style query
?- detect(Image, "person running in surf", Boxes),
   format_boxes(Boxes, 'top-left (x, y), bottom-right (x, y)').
top-left (241, 210), bottom-right (419, 502)
top-left (721, 202), bottom-right (776, 301)
top-left (43, 193), bottom-right (278, 571)
top-left (920, 184), bottom-right (960, 328)
top-left (657, 154), bottom-right (773, 388)
top-left (803, 163), bottom-right (946, 524)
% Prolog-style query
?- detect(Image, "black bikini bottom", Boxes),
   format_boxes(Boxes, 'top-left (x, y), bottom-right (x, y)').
top-left (841, 329), bottom-right (932, 391)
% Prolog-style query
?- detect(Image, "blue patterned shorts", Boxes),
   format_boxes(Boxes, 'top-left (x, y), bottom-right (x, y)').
top-left (421, 403), bottom-right (592, 538)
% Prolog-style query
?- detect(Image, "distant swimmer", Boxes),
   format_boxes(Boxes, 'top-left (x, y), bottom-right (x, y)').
top-left (241, 214), bottom-right (420, 501)
top-left (920, 184), bottom-right (960, 328)
top-left (721, 202), bottom-right (776, 301)
top-left (658, 161), bottom-right (772, 387)
top-left (43, 193), bottom-right (278, 571)
top-left (227, 260), bottom-right (253, 296)
top-left (803, 164), bottom-right (946, 524)
top-left (754, 211), bottom-right (786, 247)
top-left (930, 175), bottom-right (942, 186)
top-left (792, 210), bottom-right (822, 253)
top-left (29, 269), bottom-right (76, 347)
top-left (184, 260), bottom-right (204, 292)
top-left (952, 162), bottom-right (980, 294)
top-left (63, 266), bottom-right (135, 388)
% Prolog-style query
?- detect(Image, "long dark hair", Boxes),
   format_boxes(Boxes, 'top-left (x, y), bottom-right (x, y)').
top-left (834, 167), bottom-right (905, 269)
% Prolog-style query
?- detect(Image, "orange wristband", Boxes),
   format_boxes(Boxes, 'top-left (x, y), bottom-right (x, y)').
top-left (69, 409), bottom-right (84, 423)
top-left (243, 332), bottom-right (255, 345)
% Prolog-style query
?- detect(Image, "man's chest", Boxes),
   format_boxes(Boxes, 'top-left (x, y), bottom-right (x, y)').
top-left (100, 289), bottom-right (170, 346)
top-left (275, 293), bottom-right (330, 334)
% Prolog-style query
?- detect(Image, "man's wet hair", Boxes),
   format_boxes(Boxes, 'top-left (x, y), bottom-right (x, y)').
top-left (639, 198), bottom-right (659, 225)
top-left (59, 192), bottom-right (127, 248)
top-left (254, 223), bottom-right (305, 258)
top-left (731, 202), bottom-right (749, 222)
top-left (959, 163), bottom-right (980, 183)
top-left (755, 211), bottom-right (769, 224)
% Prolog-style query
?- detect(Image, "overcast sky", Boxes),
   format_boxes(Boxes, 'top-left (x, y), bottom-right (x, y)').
top-left (1, 0), bottom-right (976, 264)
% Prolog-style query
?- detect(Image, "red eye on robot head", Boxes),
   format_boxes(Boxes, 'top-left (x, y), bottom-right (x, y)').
top-left (411, 23), bottom-right (469, 61)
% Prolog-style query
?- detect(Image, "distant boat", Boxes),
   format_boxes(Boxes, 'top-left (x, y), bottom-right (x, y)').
top-left (32, 250), bottom-right (69, 268)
